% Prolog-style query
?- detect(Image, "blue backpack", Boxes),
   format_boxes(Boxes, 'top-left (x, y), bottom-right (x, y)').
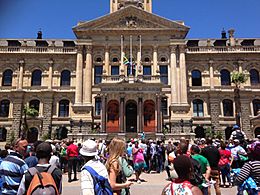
top-left (84, 166), bottom-right (113, 195)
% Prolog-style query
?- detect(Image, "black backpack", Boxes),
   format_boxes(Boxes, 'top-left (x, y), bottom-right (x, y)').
top-left (190, 157), bottom-right (204, 186)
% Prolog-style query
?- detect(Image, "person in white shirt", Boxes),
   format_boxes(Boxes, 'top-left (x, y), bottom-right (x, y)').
top-left (80, 139), bottom-right (109, 195)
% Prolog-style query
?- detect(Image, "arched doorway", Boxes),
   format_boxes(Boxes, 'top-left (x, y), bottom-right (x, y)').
top-left (225, 127), bottom-right (233, 140)
top-left (56, 126), bottom-right (68, 140)
top-left (106, 100), bottom-right (119, 133)
top-left (27, 127), bottom-right (38, 143)
top-left (143, 100), bottom-right (155, 132)
top-left (0, 127), bottom-right (7, 141)
top-left (194, 126), bottom-right (206, 138)
top-left (126, 101), bottom-right (137, 133)
top-left (255, 127), bottom-right (260, 138)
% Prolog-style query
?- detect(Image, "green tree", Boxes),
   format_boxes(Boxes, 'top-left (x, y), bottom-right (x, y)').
top-left (21, 106), bottom-right (39, 139)
top-left (231, 71), bottom-right (248, 126)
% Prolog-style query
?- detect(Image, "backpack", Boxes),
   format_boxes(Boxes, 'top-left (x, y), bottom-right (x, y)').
top-left (190, 158), bottom-right (204, 186)
top-left (84, 166), bottom-right (113, 195)
top-left (26, 165), bottom-right (59, 195)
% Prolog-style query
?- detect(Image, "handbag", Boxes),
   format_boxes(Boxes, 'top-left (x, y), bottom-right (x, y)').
top-left (119, 157), bottom-right (133, 178)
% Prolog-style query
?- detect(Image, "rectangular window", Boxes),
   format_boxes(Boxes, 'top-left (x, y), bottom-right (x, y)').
top-left (94, 66), bottom-right (103, 84)
top-left (160, 65), bottom-right (168, 85)
top-left (161, 98), bottom-right (168, 116)
top-left (143, 66), bottom-right (151, 80)
top-left (111, 66), bottom-right (119, 75)
top-left (95, 98), bottom-right (102, 116)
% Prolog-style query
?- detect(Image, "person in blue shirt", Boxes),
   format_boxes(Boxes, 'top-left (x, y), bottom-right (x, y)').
top-left (0, 149), bottom-right (8, 195)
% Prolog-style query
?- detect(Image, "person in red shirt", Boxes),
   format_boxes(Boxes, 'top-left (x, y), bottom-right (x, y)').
top-left (67, 140), bottom-right (79, 182)
top-left (218, 142), bottom-right (232, 187)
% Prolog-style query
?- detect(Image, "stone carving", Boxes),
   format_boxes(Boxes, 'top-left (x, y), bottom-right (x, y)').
top-left (126, 16), bottom-right (137, 28)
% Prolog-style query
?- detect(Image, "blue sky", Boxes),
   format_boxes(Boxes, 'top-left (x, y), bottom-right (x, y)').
top-left (0, 0), bottom-right (259, 39)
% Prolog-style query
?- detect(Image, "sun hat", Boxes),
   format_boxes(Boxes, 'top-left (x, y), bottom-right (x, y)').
top-left (80, 139), bottom-right (98, 156)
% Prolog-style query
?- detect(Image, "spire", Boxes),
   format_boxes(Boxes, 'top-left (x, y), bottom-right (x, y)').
top-left (110, 0), bottom-right (152, 13)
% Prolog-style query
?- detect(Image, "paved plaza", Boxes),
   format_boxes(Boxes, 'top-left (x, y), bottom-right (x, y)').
top-left (62, 171), bottom-right (237, 195)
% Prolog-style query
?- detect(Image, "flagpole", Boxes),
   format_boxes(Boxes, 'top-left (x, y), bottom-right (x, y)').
top-left (139, 35), bottom-right (142, 72)
top-left (130, 35), bottom-right (133, 76)
top-left (121, 35), bottom-right (124, 69)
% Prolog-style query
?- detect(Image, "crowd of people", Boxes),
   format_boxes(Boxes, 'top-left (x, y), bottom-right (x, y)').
top-left (0, 125), bottom-right (259, 195)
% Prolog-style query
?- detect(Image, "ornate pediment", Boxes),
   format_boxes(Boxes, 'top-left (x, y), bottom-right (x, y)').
top-left (73, 5), bottom-right (189, 38)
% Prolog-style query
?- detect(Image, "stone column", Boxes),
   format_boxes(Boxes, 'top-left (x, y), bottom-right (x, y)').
top-left (75, 46), bottom-right (83, 104)
top-left (137, 49), bottom-right (142, 75)
top-left (101, 94), bottom-right (107, 133)
top-left (120, 36), bottom-right (125, 76)
top-left (104, 45), bottom-right (110, 75)
top-left (240, 97), bottom-right (252, 138)
top-left (209, 60), bottom-right (214, 89)
top-left (209, 94), bottom-right (221, 131)
top-left (42, 95), bottom-right (53, 138)
top-left (179, 45), bottom-right (188, 105)
top-left (138, 96), bottom-right (143, 133)
top-left (84, 45), bottom-right (93, 105)
top-left (153, 45), bottom-right (158, 76)
top-left (170, 46), bottom-right (178, 105)
top-left (48, 59), bottom-right (53, 90)
top-left (10, 93), bottom-right (24, 140)
top-left (238, 60), bottom-right (243, 73)
top-left (156, 94), bottom-right (162, 133)
top-left (120, 95), bottom-right (125, 133)
top-left (18, 59), bottom-right (25, 90)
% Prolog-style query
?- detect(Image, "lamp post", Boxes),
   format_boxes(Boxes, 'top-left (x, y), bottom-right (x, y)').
top-left (48, 124), bottom-right (52, 139)
top-left (180, 119), bottom-right (184, 133)
top-left (79, 119), bottom-right (83, 133)
top-left (211, 125), bottom-right (215, 138)
top-left (69, 119), bottom-right (74, 133)
top-left (189, 119), bottom-right (193, 133)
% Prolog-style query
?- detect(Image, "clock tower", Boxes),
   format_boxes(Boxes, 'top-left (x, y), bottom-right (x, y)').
top-left (110, 0), bottom-right (152, 13)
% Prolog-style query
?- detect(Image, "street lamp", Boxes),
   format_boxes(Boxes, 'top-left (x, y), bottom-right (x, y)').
top-left (69, 119), bottom-right (74, 133)
top-left (48, 124), bottom-right (52, 139)
top-left (79, 119), bottom-right (83, 133)
top-left (189, 119), bottom-right (193, 133)
top-left (180, 119), bottom-right (184, 133)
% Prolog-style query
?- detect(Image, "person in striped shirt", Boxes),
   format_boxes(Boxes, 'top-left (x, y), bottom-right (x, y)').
top-left (235, 141), bottom-right (260, 190)
top-left (0, 138), bottom-right (29, 195)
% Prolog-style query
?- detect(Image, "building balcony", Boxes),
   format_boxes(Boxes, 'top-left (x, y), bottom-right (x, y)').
top-left (0, 46), bottom-right (77, 54)
top-left (186, 46), bottom-right (260, 54)
top-left (100, 75), bottom-right (161, 84)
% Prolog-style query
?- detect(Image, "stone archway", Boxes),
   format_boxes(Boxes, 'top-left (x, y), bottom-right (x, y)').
top-left (125, 101), bottom-right (137, 133)
top-left (194, 126), bottom-right (206, 138)
top-left (27, 127), bottom-right (38, 143)
top-left (143, 100), bottom-right (155, 132)
top-left (255, 127), bottom-right (260, 138)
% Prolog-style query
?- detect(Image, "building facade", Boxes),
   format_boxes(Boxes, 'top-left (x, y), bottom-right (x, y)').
top-left (0, 0), bottom-right (260, 143)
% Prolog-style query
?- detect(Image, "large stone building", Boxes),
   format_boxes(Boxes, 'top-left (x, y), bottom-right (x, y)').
top-left (0, 0), bottom-right (260, 143)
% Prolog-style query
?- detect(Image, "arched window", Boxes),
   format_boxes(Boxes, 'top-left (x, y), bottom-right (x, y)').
top-left (253, 99), bottom-right (260, 116)
top-left (59, 100), bottom-right (69, 117)
top-left (29, 99), bottom-right (40, 112)
top-left (96, 57), bottom-right (102, 62)
top-left (193, 99), bottom-right (204, 117)
top-left (95, 97), bottom-right (102, 116)
top-left (0, 100), bottom-right (10, 117)
top-left (221, 69), bottom-right (231, 86)
top-left (31, 69), bottom-right (42, 86)
top-left (223, 99), bottom-right (233, 116)
top-left (192, 70), bottom-right (202, 86)
top-left (250, 69), bottom-right (260, 85)
top-left (144, 57), bottom-right (150, 62)
top-left (2, 69), bottom-right (13, 86)
top-left (160, 57), bottom-right (167, 62)
top-left (112, 57), bottom-right (119, 62)
top-left (60, 70), bottom-right (71, 86)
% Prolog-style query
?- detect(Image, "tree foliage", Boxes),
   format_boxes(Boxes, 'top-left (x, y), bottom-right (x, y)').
top-left (231, 71), bottom-right (248, 87)
top-left (23, 106), bottom-right (39, 117)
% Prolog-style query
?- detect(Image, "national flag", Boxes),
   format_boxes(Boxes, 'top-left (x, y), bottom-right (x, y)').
top-left (123, 56), bottom-right (130, 66)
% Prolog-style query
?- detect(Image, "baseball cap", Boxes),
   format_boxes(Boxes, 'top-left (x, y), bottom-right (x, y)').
top-left (233, 125), bottom-right (240, 129)
top-left (80, 140), bottom-right (98, 156)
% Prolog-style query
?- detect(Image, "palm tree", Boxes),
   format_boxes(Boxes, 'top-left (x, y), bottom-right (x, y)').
top-left (231, 71), bottom-right (248, 126)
